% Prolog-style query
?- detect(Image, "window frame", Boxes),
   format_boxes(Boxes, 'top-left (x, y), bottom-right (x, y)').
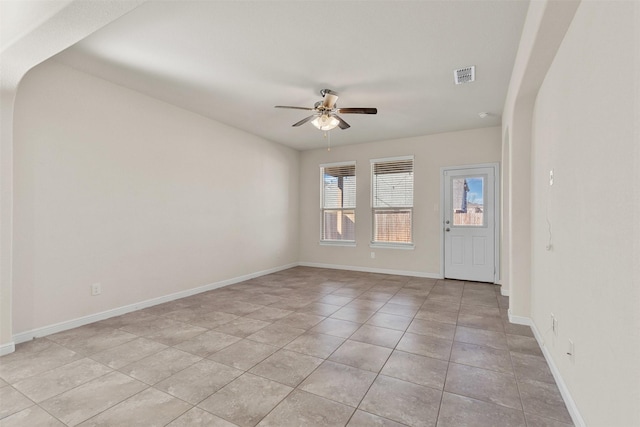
top-left (319, 161), bottom-right (357, 246)
top-left (370, 155), bottom-right (415, 249)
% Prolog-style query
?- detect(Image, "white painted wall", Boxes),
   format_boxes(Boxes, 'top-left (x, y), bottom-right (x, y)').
top-left (501, 0), bottom-right (581, 320)
top-left (12, 61), bottom-right (299, 335)
top-left (0, 0), bottom-right (144, 356)
top-left (299, 127), bottom-right (501, 277)
top-left (530, 1), bottom-right (639, 425)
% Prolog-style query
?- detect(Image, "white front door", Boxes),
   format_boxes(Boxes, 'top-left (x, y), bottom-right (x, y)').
top-left (443, 165), bottom-right (497, 283)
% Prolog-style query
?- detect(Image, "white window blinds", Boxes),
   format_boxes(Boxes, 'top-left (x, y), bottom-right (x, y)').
top-left (321, 163), bottom-right (356, 242)
top-left (371, 157), bottom-right (414, 244)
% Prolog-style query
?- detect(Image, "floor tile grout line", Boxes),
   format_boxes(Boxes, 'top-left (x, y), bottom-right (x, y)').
top-left (39, 402), bottom-right (67, 426)
top-left (1, 384), bottom-right (37, 421)
top-left (161, 405), bottom-right (194, 427)
top-left (4, 352), bottom-right (90, 388)
top-left (245, 278), bottom-right (416, 424)
top-left (5, 271), bottom-right (554, 426)
top-left (506, 328), bottom-right (532, 424)
top-left (430, 282), bottom-right (460, 426)
top-left (77, 384), bottom-right (159, 426)
top-left (13, 361), bottom-right (118, 413)
top-left (442, 387), bottom-right (528, 414)
top-left (345, 279), bottom-right (441, 425)
top-left (248, 384), bottom-right (298, 426)
top-left (1, 390), bottom-right (69, 427)
top-left (195, 321), bottom-right (342, 425)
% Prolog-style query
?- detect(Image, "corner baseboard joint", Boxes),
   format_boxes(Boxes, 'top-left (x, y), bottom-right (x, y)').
top-left (0, 341), bottom-right (16, 357)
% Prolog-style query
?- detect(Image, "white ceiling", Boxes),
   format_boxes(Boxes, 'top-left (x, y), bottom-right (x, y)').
top-left (1, 0), bottom-right (73, 52)
top-left (51, 1), bottom-right (530, 150)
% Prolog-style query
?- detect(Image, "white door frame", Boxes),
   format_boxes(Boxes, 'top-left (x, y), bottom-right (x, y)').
top-left (440, 163), bottom-right (500, 283)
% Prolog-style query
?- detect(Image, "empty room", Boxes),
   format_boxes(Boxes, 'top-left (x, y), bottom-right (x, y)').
top-left (1, 1), bottom-right (638, 426)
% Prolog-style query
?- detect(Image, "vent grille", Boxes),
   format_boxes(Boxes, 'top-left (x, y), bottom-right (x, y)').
top-left (454, 66), bottom-right (475, 85)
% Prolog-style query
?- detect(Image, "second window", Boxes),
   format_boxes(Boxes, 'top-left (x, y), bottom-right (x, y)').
top-left (371, 156), bottom-right (414, 245)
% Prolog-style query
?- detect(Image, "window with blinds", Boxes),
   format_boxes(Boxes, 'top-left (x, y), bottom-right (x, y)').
top-left (321, 162), bottom-right (356, 243)
top-left (371, 157), bottom-right (414, 245)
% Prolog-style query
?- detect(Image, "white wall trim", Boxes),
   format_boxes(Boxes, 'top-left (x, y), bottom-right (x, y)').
top-left (507, 309), bottom-right (530, 325)
top-left (500, 286), bottom-right (510, 297)
top-left (0, 341), bottom-right (15, 357)
top-left (298, 262), bottom-right (442, 279)
top-left (507, 310), bottom-right (586, 427)
top-left (11, 263), bottom-right (297, 346)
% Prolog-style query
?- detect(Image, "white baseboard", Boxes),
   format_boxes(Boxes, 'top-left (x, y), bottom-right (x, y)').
top-left (0, 341), bottom-right (15, 356)
top-left (12, 263), bottom-right (297, 346)
top-left (508, 309), bottom-right (530, 325)
top-left (507, 310), bottom-right (585, 427)
top-left (500, 286), bottom-right (510, 296)
top-left (298, 262), bottom-right (442, 279)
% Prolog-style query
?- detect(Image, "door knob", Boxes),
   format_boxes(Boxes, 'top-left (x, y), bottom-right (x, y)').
top-left (445, 220), bottom-right (450, 224)
top-left (445, 228), bottom-right (450, 232)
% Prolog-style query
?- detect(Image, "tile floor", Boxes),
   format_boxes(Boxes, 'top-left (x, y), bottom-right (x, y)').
top-left (0, 267), bottom-right (573, 426)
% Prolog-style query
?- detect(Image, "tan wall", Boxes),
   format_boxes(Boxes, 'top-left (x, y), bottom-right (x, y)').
top-left (501, 0), bottom-right (581, 319)
top-left (299, 127), bottom-right (501, 276)
top-left (1, 0), bottom-right (144, 354)
top-left (530, 1), bottom-right (639, 425)
top-left (12, 61), bottom-right (299, 334)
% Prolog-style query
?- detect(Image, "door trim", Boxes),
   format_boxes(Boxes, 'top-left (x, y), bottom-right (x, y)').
top-left (440, 163), bottom-right (500, 283)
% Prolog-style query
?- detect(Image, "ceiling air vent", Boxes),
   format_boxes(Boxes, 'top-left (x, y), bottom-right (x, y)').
top-left (454, 66), bottom-right (475, 85)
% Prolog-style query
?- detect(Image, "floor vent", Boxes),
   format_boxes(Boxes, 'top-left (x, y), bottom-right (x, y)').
top-left (454, 66), bottom-right (475, 84)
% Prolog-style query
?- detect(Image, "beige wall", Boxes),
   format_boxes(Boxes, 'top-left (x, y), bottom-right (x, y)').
top-left (0, 0), bottom-right (143, 354)
top-left (501, 0), bottom-right (581, 319)
top-left (529, 1), bottom-right (639, 425)
top-left (12, 61), bottom-right (299, 335)
top-left (299, 127), bottom-right (501, 276)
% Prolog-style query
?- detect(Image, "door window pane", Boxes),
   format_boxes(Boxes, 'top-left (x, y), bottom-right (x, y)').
top-left (452, 177), bottom-right (484, 226)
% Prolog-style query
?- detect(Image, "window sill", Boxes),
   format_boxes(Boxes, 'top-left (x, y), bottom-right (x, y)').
top-left (369, 242), bottom-right (415, 250)
top-left (320, 241), bottom-right (356, 247)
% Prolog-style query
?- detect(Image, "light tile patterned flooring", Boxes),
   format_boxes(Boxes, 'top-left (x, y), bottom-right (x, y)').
top-left (0, 267), bottom-right (573, 426)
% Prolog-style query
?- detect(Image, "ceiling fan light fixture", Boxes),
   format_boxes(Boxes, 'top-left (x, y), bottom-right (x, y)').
top-left (311, 114), bottom-right (340, 131)
top-left (276, 89), bottom-right (375, 131)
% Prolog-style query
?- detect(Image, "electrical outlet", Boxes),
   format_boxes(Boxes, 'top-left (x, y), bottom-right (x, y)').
top-left (370, 252), bottom-right (376, 259)
top-left (549, 169), bottom-right (554, 186)
top-left (91, 283), bottom-right (101, 296)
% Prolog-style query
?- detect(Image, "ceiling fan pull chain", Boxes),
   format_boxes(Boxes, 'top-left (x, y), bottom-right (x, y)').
top-left (324, 131), bottom-right (331, 151)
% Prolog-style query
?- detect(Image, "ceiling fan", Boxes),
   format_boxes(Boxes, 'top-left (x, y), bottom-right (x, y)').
top-left (275, 89), bottom-right (377, 131)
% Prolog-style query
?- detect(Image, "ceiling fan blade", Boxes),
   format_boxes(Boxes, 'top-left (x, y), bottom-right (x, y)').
top-left (334, 115), bottom-right (351, 130)
top-left (321, 89), bottom-right (339, 109)
top-left (337, 107), bottom-right (378, 114)
top-left (275, 106), bottom-right (315, 110)
top-left (292, 115), bottom-right (317, 127)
